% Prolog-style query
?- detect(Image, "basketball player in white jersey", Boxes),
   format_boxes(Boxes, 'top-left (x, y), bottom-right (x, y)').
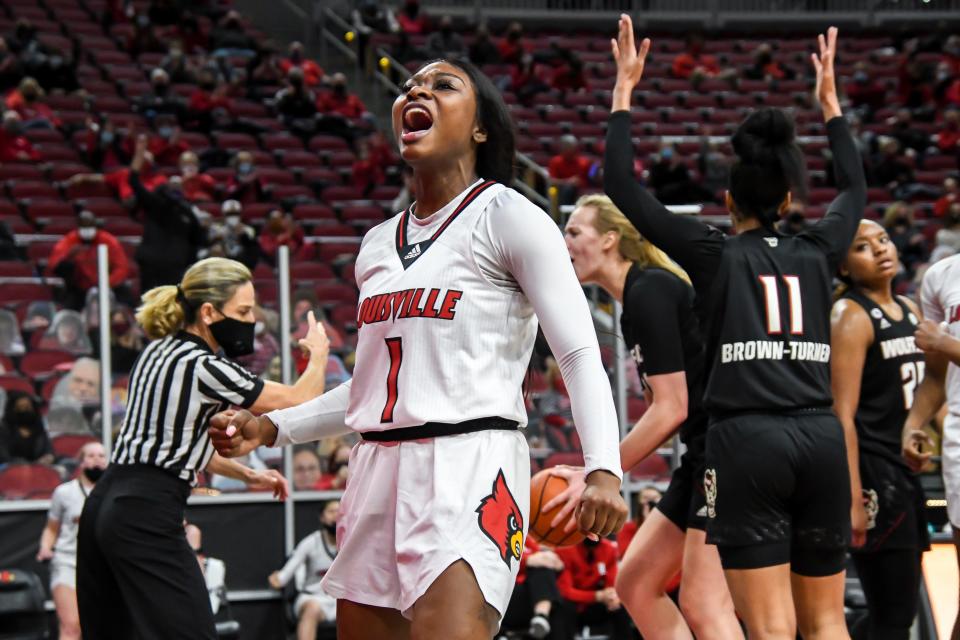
top-left (902, 253), bottom-right (960, 640)
top-left (209, 58), bottom-right (627, 640)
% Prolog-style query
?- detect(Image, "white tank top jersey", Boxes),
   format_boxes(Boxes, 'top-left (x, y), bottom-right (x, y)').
top-left (269, 179), bottom-right (622, 479)
top-left (347, 179), bottom-right (535, 431)
top-left (48, 479), bottom-right (88, 562)
top-left (921, 254), bottom-right (960, 416)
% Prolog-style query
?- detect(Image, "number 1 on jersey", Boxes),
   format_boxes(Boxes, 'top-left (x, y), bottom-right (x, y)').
top-left (381, 337), bottom-right (403, 423)
top-left (759, 275), bottom-right (803, 335)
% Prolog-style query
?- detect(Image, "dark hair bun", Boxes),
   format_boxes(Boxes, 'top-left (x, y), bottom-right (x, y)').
top-left (732, 108), bottom-right (796, 165)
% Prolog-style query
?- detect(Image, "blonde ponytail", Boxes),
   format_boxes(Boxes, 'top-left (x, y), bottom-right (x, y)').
top-left (135, 257), bottom-right (253, 341)
top-left (574, 194), bottom-right (691, 285)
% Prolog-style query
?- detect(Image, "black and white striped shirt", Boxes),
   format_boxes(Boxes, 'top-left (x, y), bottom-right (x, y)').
top-left (112, 331), bottom-right (264, 484)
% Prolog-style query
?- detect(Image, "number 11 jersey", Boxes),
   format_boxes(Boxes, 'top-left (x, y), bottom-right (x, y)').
top-left (345, 179), bottom-right (538, 433)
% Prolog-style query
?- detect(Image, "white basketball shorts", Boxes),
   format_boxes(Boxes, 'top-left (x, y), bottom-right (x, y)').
top-left (320, 429), bottom-right (530, 620)
top-left (50, 558), bottom-right (76, 590)
top-left (942, 412), bottom-right (960, 528)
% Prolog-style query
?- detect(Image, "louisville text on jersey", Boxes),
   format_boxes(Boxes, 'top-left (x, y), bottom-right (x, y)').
top-left (356, 288), bottom-right (464, 328)
top-left (720, 340), bottom-right (830, 363)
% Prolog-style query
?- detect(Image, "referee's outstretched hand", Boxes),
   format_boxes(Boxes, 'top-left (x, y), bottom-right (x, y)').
top-left (208, 409), bottom-right (276, 458)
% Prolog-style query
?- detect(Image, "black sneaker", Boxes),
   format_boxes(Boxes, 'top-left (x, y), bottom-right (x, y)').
top-left (529, 613), bottom-right (550, 639)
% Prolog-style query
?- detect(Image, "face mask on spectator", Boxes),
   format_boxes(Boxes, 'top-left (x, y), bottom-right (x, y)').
top-left (153, 82), bottom-right (169, 96)
top-left (180, 164), bottom-right (198, 178)
top-left (83, 466), bottom-right (105, 482)
top-left (333, 84), bottom-right (346, 97)
top-left (321, 521), bottom-right (336, 535)
top-left (661, 148), bottom-right (673, 161)
top-left (226, 215), bottom-right (241, 228)
top-left (101, 130), bottom-right (115, 144)
top-left (12, 409), bottom-right (41, 429)
top-left (200, 80), bottom-right (216, 91)
top-left (853, 71), bottom-right (868, 84)
top-left (237, 162), bottom-right (253, 175)
top-left (290, 50), bottom-right (302, 63)
top-left (111, 317), bottom-right (130, 335)
top-left (78, 227), bottom-right (97, 242)
top-left (158, 125), bottom-right (174, 139)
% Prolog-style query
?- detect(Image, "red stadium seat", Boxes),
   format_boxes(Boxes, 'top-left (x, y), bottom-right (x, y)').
top-left (629, 454), bottom-right (671, 481)
top-left (315, 242), bottom-right (360, 263)
top-left (0, 283), bottom-right (53, 304)
top-left (0, 165), bottom-right (44, 181)
top-left (321, 185), bottom-right (363, 203)
top-left (9, 181), bottom-right (59, 200)
top-left (270, 184), bottom-right (314, 200)
top-left (261, 133), bottom-right (303, 151)
top-left (216, 132), bottom-right (258, 150)
top-left (290, 263), bottom-right (335, 280)
top-left (26, 241), bottom-right (57, 263)
top-left (309, 135), bottom-right (349, 152)
top-left (76, 198), bottom-right (127, 218)
top-left (51, 434), bottom-right (98, 460)
top-left (20, 350), bottom-right (75, 378)
top-left (0, 375), bottom-right (35, 395)
top-left (543, 452), bottom-right (584, 469)
top-left (24, 200), bottom-right (74, 222)
top-left (0, 464), bottom-right (63, 499)
top-left (64, 181), bottom-right (114, 199)
top-left (341, 205), bottom-right (386, 224)
top-left (0, 261), bottom-right (35, 277)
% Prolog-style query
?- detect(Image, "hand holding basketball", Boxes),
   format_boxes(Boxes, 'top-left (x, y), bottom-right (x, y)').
top-left (577, 470), bottom-right (628, 539)
top-left (542, 465), bottom-right (586, 534)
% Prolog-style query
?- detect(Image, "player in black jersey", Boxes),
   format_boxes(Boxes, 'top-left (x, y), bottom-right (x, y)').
top-left (605, 17), bottom-right (865, 639)
top-left (831, 220), bottom-right (929, 640)
top-left (545, 194), bottom-right (742, 639)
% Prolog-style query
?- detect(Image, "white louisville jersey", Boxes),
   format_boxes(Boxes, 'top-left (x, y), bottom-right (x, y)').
top-left (921, 254), bottom-right (960, 416)
top-left (345, 179), bottom-right (538, 432)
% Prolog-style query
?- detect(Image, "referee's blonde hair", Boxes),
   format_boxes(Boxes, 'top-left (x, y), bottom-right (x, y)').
top-left (136, 258), bottom-right (252, 340)
top-left (574, 194), bottom-right (691, 285)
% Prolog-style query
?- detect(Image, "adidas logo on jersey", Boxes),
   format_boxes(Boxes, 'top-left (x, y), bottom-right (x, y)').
top-left (880, 318), bottom-right (891, 330)
top-left (404, 243), bottom-right (422, 261)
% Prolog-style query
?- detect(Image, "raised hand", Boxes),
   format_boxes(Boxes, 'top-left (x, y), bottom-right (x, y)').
top-left (810, 26), bottom-right (841, 120)
top-left (611, 13), bottom-right (651, 112)
top-left (298, 310), bottom-right (330, 363)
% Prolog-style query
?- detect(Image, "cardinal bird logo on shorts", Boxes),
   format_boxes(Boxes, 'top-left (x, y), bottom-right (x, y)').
top-left (476, 469), bottom-right (524, 568)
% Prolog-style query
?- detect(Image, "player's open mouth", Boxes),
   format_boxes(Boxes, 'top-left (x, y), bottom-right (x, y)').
top-left (878, 258), bottom-right (894, 269)
top-left (401, 103), bottom-right (433, 143)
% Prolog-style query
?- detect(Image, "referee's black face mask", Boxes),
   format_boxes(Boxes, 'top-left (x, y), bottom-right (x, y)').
top-left (209, 309), bottom-right (256, 358)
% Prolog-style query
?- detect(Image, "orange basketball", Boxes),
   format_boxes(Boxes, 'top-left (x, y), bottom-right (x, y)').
top-left (528, 469), bottom-right (585, 547)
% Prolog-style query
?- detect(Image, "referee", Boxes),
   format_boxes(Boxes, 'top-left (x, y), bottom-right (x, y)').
top-left (77, 257), bottom-right (329, 639)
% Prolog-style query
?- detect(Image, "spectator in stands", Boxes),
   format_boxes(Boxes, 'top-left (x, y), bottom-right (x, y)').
top-left (22, 300), bottom-right (57, 336)
top-left (51, 357), bottom-right (100, 415)
top-left (160, 46), bottom-right (196, 84)
top-left (143, 117), bottom-right (191, 166)
top-left (204, 200), bottom-right (259, 270)
top-left (317, 444), bottom-right (350, 490)
top-left (873, 137), bottom-right (938, 201)
top-left (351, 137), bottom-right (385, 196)
top-left (743, 43), bottom-right (796, 82)
top-left (6, 18), bottom-right (39, 57)
top-left (82, 117), bottom-right (127, 171)
top-left (938, 110), bottom-right (960, 159)
top-left (934, 176), bottom-right (959, 218)
top-left (41, 311), bottom-right (92, 355)
top-left (0, 391), bottom-right (53, 464)
top-left (671, 33), bottom-right (719, 81)
top-left (292, 447), bottom-right (325, 491)
top-left (5, 76), bottom-right (58, 128)
top-left (846, 62), bottom-right (887, 117)
top-left (189, 68), bottom-right (234, 132)
top-left (511, 53), bottom-right (550, 106)
top-left (469, 25), bottom-right (500, 66)
top-left (898, 52), bottom-right (935, 114)
top-left (252, 49), bottom-right (285, 87)
top-left (0, 37), bottom-right (23, 92)
top-left (616, 486), bottom-right (662, 558)
top-left (392, 164), bottom-right (417, 212)
top-left (697, 132), bottom-right (730, 197)
top-left (235, 306), bottom-right (280, 377)
top-left (275, 68), bottom-right (318, 136)
top-left (135, 68), bottom-right (184, 122)
top-left (550, 53), bottom-right (588, 95)
top-left (888, 108), bottom-right (931, 155)
top-left (502, 537), bottom-right (563, 640)
top-left (0, 309), bottom-right (24, 356)
top-left (932, 203), bottom-right (960, 262)
top-left (36, 441), bottom-right (107, 640)
top-left (649, 142), bottom-right (714, 205)
top-left (130, 135), bottom-right (207, 290)
top-left (883, 201), bottom-right (928, 278)
top-left (425, 15), bottom-right (466, 59)
top-left (352, 0), bottom-right (398, 60)
top-left (127, 12), bottom-right (165, 58)
top-left (47, 211), bottom-right (131, 311)
top-left (498, 22), bottom-right (527, 65)
top-left (224, 150), bottom-right (266, 203)
top-left (396, 0), bottom-right (429, 35)
top-left (0, 110), bottom-right (39, 161)
top-left (67, 151), bottom-right (167, 207)
top-left (269, 500), bottom-right (340, 638)
top-left (259, 209), bottom-right (305, 264)
top-left (90, 307), bottom-right (143, 376)
top-left (548, 134), bottom-right (593, 205)
top-left (280, 42), bottom-right (323, 87)
top-left (178, 151), bottom-right (217, 202)
top-left (210, 10), bottom-right (258, 59)
top-left (554, 537), bottom-right (632, 640)
top-left (316, 73), bottom-right (367, 119)
top-left (184, 522), bottom-right (230, 618)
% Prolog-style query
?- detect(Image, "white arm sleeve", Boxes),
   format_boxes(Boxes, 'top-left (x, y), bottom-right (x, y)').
top-left (480, 190), bottom-right (623, 480)
top-left (267, 381), bottom-right (353, 447)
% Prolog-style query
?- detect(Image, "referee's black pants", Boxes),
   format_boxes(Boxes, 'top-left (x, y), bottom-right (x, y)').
top-left (77, 464), bottom-right (217, 640)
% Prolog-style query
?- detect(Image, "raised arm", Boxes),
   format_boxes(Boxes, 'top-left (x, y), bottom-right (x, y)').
top-left (803, 27), bottom-right (867, 269)
top-left (604, 15), bottom-right (724, 292)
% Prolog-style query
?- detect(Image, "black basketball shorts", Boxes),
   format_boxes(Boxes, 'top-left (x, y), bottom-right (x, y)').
top-left (855, 449), bottom-right (930, 555)
top-left (704, 411), bottom-right (851, 576)
top-left (657, 436), bottom-right (708, 532)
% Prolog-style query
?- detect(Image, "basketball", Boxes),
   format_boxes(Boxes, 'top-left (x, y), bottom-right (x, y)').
top-left (528, 469), bottom-right (585, 547)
